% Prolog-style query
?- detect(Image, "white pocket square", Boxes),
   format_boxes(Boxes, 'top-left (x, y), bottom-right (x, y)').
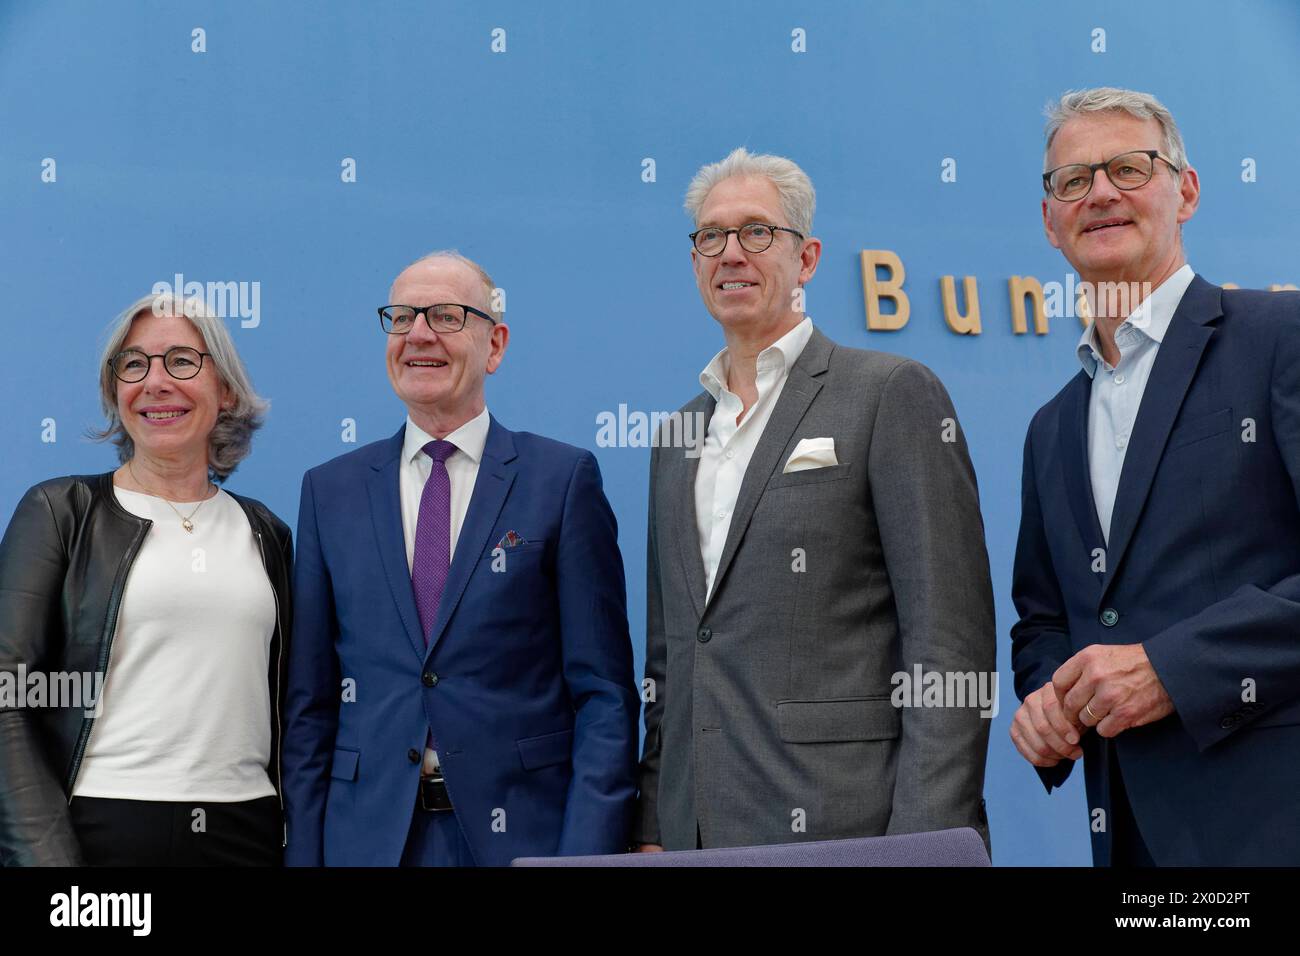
top-left (783, 437), bottom-right (838, 473)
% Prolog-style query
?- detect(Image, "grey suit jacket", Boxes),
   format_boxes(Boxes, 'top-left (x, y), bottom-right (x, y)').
top-left (635, 326), bottom-right (996, 852)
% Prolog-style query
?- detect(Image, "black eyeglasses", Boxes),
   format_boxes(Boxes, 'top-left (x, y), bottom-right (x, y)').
top-left (378, 303), bottom-right (497, 335)
top-left (109, 346), bottom-right (211, 383)
top-left (1043, 149), bottom-right (1181, 202)
top-left (689, 222), bottom-right (805, 257)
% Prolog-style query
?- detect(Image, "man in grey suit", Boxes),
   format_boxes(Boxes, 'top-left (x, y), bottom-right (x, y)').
top-left (635, 148), bottom-right (996, 854)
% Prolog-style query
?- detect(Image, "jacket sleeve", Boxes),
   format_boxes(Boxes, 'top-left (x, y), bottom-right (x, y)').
top-left (270, 512), bottom-right (294, 812)
top-left (632, 442), bottom-right (666, 846)
top-left (867, 361), bottom-right (997, 847)
top-left (554, 451), bottom-right (640, 856)
top-left (1143, 298), bottom-right (1300, 751)
top-left (0, 484), bottom-right (84, 866)
top-left (281, 470), bottom-right (340, 866)
top-left (1009, 422), bottom-right (1077, 792)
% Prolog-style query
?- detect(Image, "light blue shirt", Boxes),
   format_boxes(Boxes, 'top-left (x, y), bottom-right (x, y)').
top-left (1077, 264), bottom-right (1195, 543)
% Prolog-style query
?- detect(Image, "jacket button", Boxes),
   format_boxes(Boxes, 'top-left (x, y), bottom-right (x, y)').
top-left (1099, 608), bottom-right (1120, 627)
top-left (407, 748), bottom-right (421, 763)
top-left (697, 626), bottom-right (712, 643)
top-left (422, 672), bottom-right (438, 687)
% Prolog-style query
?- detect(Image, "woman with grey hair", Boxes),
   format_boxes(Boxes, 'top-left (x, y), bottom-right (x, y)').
top-left (0, 293), bottom-right (292, 866)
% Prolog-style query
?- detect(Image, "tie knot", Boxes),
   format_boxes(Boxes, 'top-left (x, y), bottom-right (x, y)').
top-left (423, 439), bottom-right (457, 464)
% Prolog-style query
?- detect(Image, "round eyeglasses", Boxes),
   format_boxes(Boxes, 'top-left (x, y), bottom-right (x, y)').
top-left (689, 222), bottom-right (805, 257)
top-left (378, 303), bottom-right (497, 334)
top-left (109, 346), bottom-right (211, 383)
top-left (1043, 149), bottom-right (1181, 202)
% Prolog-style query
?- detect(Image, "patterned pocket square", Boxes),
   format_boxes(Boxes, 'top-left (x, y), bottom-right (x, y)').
top-left (496, 530), bottom-right (528, 549)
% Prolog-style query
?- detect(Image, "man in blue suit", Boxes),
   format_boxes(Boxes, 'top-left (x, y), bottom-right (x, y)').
top-left (283, 251), bottom-right (639, 866)
top-left (1010, 87), bottom-right (1300, 866)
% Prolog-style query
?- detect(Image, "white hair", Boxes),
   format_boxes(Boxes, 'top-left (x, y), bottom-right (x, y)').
top-left (1044, 87), bottom-right (1188, 173)
top-left (684, 147), bottom-right (816, 239)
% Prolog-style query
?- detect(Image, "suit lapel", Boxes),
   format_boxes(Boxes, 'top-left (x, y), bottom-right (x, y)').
top-left (669, 398), bottom-right (711, 620)
top-left (1058, 370), bottom-right (1107, 581)
top-left (707, 328), bottom-right (831, 608)
top-left (425, 416), bottom-right (518, 656)
top-left (1101, 276), bottom-right (1221, 597)
top-left (367, 425), bottom-right (427, 662)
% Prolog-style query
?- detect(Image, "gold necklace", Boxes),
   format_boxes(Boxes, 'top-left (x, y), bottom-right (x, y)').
top-left (127, 461), bottom-right (215, 533)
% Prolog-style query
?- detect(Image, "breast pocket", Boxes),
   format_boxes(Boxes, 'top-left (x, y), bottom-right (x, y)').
top-left (468, 540), bottom-right (553, 632)
top-left (767, 462), bottom-right (855, 490)
top-left (479, 540), bottom-right (547, 560)
top-left (477, 539), bottom-right (548, 576)
top-left (1166, 407), bottom-right (1233, 451)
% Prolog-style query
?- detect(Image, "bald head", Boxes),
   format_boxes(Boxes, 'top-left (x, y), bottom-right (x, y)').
top-left (390, 250), bottom-right (500, 321)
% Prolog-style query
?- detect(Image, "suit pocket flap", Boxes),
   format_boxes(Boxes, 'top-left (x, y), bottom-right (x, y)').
top-left (480, 540), bottom-right (547, 560)
top-left (1167, 407), bottom-right (1232, 450)
top-left (516, 728), bottom-right (573, 770)
top-left (330, 747), bottom-right (360, 780)
top-left (767, 462), bottom-right (854, 489)
top-left (777, 697), bottom-right (900, 743)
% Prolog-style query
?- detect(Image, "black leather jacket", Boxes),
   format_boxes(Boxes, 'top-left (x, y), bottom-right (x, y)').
top-left (0, 472), bottom-right (292, 866)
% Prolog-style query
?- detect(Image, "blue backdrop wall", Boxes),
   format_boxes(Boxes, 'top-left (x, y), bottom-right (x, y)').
top-left (3, 0), bottom-right (1298, 865)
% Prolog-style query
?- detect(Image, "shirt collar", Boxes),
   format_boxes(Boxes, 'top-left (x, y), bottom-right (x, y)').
top-left (699, 317), bottom-right (814, 400)
top-left (403, 406), bottom-right (491, 465)
top-left (1076, 264), bottom-right (1195, 377)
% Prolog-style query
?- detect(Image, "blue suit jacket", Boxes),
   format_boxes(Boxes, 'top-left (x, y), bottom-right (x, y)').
top-left (282, 416), bottom-right (639, 866)
top-left (1011, 276), bottom-right (1300, 865)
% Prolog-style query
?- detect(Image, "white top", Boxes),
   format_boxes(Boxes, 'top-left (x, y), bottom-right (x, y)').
top-left (695, 317), bottom-right (814, 599)
top-left (398, 407), bottom-right (491, 773)
top-left (72, 486), bottom-right (277, 802)
top-left (1076, 264), bottom-right (1195, 541)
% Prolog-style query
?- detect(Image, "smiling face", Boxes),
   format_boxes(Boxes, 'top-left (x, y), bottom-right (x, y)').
top-left (1042, 112), bottom-right (1199, 286)
top-left (385, 257), bottom-right (508, 431)
top-left (115, 312), bottom-right (231, 465)
top-left (691, 174), bottom-right (820, 341)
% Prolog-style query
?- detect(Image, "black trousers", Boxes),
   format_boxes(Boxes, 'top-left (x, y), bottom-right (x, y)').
top-left (70, 795), bottom-right (282, 866)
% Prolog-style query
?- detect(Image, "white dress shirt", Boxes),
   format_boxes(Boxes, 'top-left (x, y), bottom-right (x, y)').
top-left (399, 406), bottom-right (490, 773)
top-left (1076, 264), bottom-right (1195, 542)
top-left (399, 407), bottom-right (491, 573)
top-left (695, 317), bottom-right (814, 599)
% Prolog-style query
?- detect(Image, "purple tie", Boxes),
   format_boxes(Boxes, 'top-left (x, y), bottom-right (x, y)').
top-left (412, 439), bottom-right (457, 643)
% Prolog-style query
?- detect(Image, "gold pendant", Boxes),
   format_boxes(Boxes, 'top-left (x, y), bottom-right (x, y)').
top-left (182, 519), bottom-right (195, 533)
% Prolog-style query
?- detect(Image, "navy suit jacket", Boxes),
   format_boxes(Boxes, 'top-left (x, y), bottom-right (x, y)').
top-left (1011, 276), bottom-right (1300, 865)
top-left (282, 416), bottom-right (639, 866)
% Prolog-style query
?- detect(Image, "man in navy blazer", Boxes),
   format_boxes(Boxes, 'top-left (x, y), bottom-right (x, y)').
top-left (1010, 87), bottom-right (1300, 865)
top-left (283, 251), bottom-right (639, 866)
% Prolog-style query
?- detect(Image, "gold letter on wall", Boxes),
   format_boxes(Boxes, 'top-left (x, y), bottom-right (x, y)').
top-left (1008, 275), bottom-right (1048, 335)
top-left (861, 250), bottom-right (910, 331)
top-left (940, 275), bottom-right (981, 334)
